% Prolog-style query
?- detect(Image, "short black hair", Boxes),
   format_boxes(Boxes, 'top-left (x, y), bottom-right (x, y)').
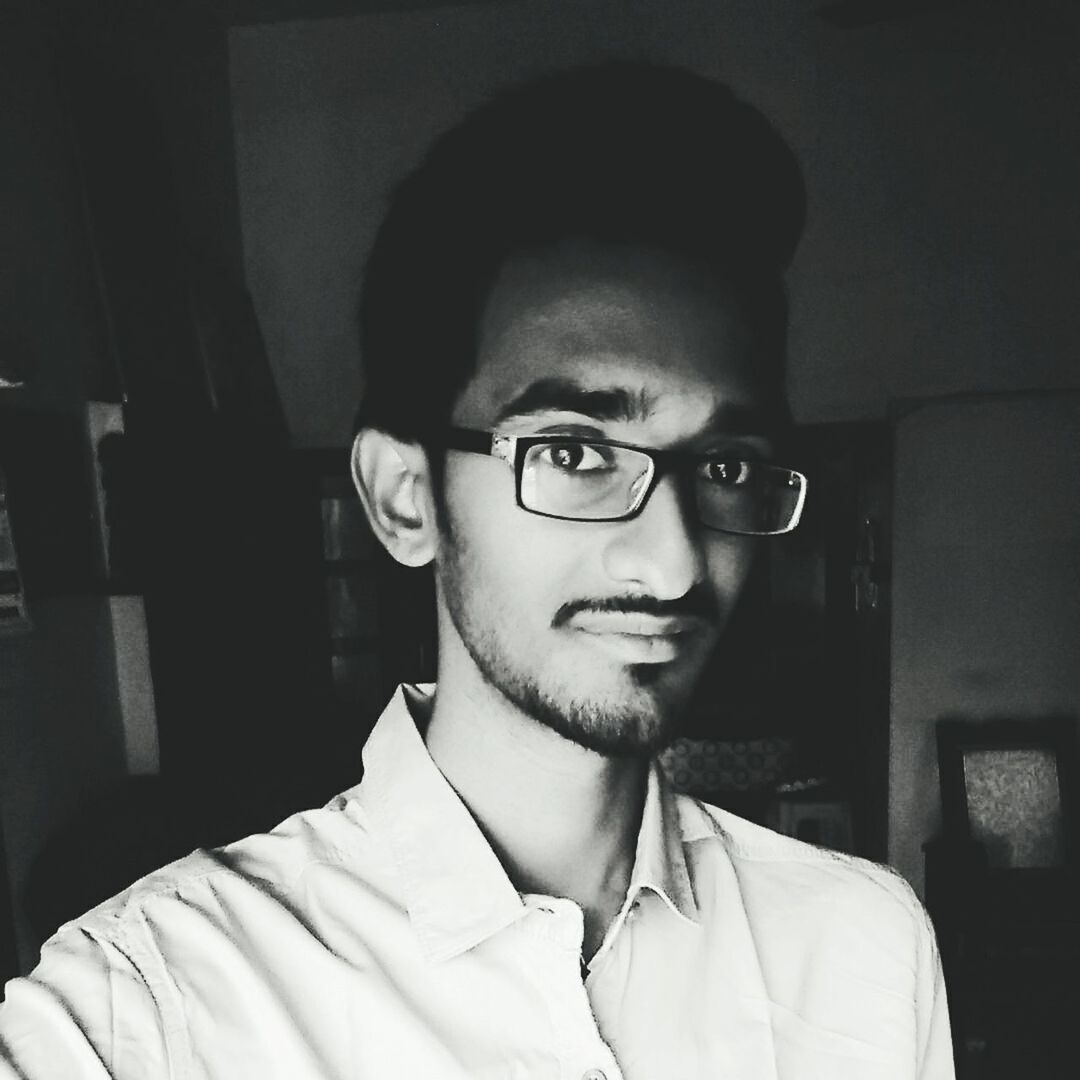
top-left (356, 60), bottom-right (805, 442)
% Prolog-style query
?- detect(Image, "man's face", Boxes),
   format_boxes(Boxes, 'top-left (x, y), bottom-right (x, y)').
top-left (435, 241), bottom-right (774, 757)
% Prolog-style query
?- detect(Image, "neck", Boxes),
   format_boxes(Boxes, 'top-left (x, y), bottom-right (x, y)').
top-left (423, 662), bottom-right (648, 954)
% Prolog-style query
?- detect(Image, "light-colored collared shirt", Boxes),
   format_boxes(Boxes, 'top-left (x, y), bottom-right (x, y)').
top-left (1, 685), bottom-right (954, 1079)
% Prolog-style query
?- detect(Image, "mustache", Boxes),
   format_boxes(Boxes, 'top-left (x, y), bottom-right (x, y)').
top-left (553, 585), bottom-right (720, 627)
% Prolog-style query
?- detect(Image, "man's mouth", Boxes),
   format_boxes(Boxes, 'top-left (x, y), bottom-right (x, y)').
top-left (564, 610), bottom-right (708, 663)
top-left (567, 611), bottom-right (702, 636)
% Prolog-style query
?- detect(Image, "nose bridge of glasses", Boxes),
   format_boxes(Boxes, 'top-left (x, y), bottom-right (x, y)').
top-left (625, 449), bottom-right (703, 533)
top-left (628, 445), bottom-right (698, 514)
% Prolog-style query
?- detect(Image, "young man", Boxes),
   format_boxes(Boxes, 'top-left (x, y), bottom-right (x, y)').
top-left (0, 63), bottom-right (953, 1078)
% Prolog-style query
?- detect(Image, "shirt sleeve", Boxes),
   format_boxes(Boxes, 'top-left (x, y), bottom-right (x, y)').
top-left (913, 900), bottom-right (956, 1080)
top-left (0, 926), bottom-right (174, 1080)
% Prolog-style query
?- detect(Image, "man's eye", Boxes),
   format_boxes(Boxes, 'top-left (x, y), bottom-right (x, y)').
top-left (541, 443), bottom-right (614, 472)
top-left (703, 459), bottom-right (753, 486)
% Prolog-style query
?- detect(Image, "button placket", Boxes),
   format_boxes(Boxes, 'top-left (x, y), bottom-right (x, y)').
top-left (558, 954), bottom-right (624, 1080)
top-left (518, 899), bottom-right (624, 1080)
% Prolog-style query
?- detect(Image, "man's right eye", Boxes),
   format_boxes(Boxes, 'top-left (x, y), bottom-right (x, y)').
top-left (539, 443), bottom-right (614, 472)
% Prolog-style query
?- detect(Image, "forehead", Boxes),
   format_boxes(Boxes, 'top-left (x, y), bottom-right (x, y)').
top-left (453, 241), bottom-right (766, 439)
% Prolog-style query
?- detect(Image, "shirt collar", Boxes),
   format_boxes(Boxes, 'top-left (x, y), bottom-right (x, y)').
top-left (357, 684), bottom-right (525, 963)
top-left (356, 683), bottom-right (700, 962)
top-left (629, 761), bottom-right (700, 925)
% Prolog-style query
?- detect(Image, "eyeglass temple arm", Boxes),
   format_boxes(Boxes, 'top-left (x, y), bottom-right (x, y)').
top-left (439, 426), bottom-right (518, 464)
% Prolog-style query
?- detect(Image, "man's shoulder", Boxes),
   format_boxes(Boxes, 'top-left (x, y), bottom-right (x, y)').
top-left (55, 786), bottom-right (380, 950)
top-left (677, 794), bottom-right (928, 930)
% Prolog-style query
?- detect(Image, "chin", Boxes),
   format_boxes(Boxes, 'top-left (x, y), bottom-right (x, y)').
top-left (516, 665), bottom-right (693, 759)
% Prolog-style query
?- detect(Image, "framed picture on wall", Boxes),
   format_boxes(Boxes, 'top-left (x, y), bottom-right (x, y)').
top-left (936, 717), bottom-right (1079, 870)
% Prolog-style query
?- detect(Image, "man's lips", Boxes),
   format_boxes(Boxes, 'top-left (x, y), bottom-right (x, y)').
top-left (565, 610), bottom-right (704, 637)
top-left (552, 589), bottom-right (719, 663)
top-left (563, 610), bottom-right (710, 663)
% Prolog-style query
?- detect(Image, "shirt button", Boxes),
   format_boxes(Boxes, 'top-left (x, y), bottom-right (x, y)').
top-left (581, 1070), bottom-right (608, 1080)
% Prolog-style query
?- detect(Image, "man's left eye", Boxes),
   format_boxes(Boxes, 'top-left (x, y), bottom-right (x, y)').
top-left (702, 459), bottom-right (753, 485)
top-left (543, 443), bottom-right (615, 472)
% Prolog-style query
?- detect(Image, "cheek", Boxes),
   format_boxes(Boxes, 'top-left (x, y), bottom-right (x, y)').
top-left (441, 461), bottom-right (517, 550)
top-left (440, 465), bottom-right (566, 605)
top-left (704, 536), bottom-right (757, 602)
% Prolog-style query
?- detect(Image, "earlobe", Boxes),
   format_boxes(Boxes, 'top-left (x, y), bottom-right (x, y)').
top-left (350, 429), bottom-right (437, 567)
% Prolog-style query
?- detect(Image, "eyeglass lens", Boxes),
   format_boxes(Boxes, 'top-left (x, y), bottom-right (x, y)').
top-left (519, 441), bottom-right (802, 535)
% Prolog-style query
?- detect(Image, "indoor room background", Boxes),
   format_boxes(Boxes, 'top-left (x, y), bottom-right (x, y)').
top-left (2, 1), bottom-right (1078, 1074)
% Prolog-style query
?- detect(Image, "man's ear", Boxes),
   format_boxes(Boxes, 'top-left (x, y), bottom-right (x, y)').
top-left (350, 429), bottom-right (438, 567)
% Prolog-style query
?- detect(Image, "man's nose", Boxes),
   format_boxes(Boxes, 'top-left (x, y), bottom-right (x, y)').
top-left (600, 474), bottom-right (708, 600)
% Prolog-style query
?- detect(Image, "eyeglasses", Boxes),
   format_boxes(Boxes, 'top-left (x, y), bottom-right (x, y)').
top-left (438, 427), bottom-right (807, 536)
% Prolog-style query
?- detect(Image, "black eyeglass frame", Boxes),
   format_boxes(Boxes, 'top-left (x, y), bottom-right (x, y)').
top-left (435, 426), bottom-right (807, 536)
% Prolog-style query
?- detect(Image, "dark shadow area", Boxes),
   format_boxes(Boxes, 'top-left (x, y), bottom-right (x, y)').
top-left (924, 715), bottom-right (1080, 1079)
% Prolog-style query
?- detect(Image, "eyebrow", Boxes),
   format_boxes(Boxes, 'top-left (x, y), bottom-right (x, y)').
top-left (494, 376), bottom-right (775, 436)
top-left (494, 378), bottom-right (651, 424)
